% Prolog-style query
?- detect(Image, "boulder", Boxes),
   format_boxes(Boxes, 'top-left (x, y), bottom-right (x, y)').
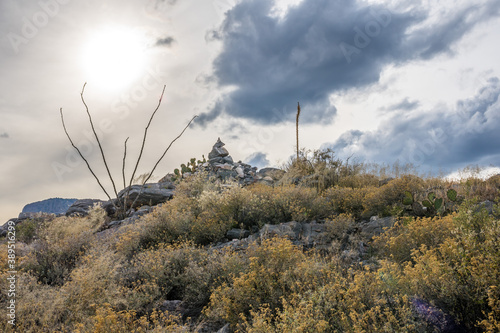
top-left (379, 177), bottom-right (394, 187)
top-left (118, 183), bottom-right (174, 209)
top-left (226, 228), bottom-right (251, 240)
top-left (359, 216), bottom-right (396, 238)
top-left (159, 300), bottom-right (187, 317)
top-left (260, 221), bottom-right (302, 242)
top-left (217, 324), bottom-right (231, 333)
top-left (475, 200), bottom-right (496, 215)
top-left (66, 199), bottom-right (106, 216)
top-left (257, 167), bottom-right (285, 181)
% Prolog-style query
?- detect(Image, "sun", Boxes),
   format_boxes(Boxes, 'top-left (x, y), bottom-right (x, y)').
top-left (81, 26), bottom-right (147, 91)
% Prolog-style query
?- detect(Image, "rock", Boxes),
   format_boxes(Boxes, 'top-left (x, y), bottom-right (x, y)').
top-left (18, 212), bottom-right (44, 219)
top-left (222, 155), bottom-right (234, 164)
top-left (66, 199), bottom-right (106, 216)
top-left (217, 324), bottom-right (231, 333)
top-left (159, 300), bottom-right (187, 317)
top-left (226, 228), bottom-right (251, 240)
top-left (378, 177), bottom-right (394, 186)
top-left (235, 166), bottom-right (245, 178)
top-left (260, 221), bottom-right (303, 246)
top-left (411, 297), bottom-right (467, 333)
top-left (217, 169), bottom-right (239, 180)
top-left (118, 183), bottom-right (174, 209)
top-left (411, 201), bottom-right (426, 217)
top-left (301, 223), bottom-right (331, 249)
top-left (360, 216), bottom-right (396, 238)
top-left (257, 167), bottom-right (285, 181)
top-left (208, 137), bottom-right (229, 159)
top-left (179, 138), bottom-right (280, 186)
top-left (475, 200), bottom-right (496, 215)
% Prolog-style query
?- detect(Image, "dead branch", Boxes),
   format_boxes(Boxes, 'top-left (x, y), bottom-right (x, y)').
top-left (59, 108), bottom-right (115, 206)
top-left (127, 85), bottom-right (166, 189)
top-left (129, 115), bottom-right (198, 209)
top-left (122, 137), bottom-right (129, 189)
top-left (80, 83), bottom-right (119, 199)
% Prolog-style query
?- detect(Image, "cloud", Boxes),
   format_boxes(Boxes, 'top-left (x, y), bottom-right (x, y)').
top-left (245, 152), bottom-right (270, 168)
top-left (198, 0), bottom-right (500, 126)
top-left (323, 77), bottom-right (500, 172)
top-left (0, 132), bottom-right (8, 138)
top-left (155, 36), bottom-right (175, 47)
top-left (380, 97), bottom-right (420, 114)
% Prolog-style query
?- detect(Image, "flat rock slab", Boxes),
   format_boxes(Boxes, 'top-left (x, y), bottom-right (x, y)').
top-left (118, 183), bottom-right (174, 208)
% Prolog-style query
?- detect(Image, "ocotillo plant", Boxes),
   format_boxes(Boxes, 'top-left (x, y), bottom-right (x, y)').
top-left (60, 83), bottom-right (197, 219)
top-left (296, 102), bottom-right (301, 161)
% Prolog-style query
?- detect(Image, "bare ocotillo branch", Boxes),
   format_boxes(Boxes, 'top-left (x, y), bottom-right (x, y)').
top-left (122, 137), bottom-right (129, 189)
top-left (129, 115), bottom-right (198, 209)
top-left (128, 85), bottom-right (167, 189)
top-left (61, 83), bottom-right (195, 219)
top-left (80, 83), bottom-right (120, 199)
top-left (59, 107), bottom-right (114, 204)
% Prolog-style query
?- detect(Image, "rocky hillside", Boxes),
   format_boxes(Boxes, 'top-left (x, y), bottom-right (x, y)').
top-left (1, 138), bottom-right (499, 333)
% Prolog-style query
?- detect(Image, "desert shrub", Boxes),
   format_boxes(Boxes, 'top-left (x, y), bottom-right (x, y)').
top-left (0, 273), bottom-right (66, 332)
top-left (337, 172), bottom-right (380, 188)
top-left (239, 261), bottom-right (428, 333)
top-left (399, 207), bottom-right (500, 331)
top-left (204, 237), bottom-right (328, 326)
top-left (325, 213), bottom-right (356, 240)
top-left (280, 148), bottom-right (370, 191)
top-left (479, 286), bottom-right (500, 333)
top-left (246, 184), bottom-right (331, 224)
top-left (15, 219), bottom-right (38, 244)
top-left (363, 175), bottom-right (427, 217)
top-left (457, 170), bottom-right (500, 201)
top-left (373, 215), bottom-right (456, 263)
top-left (75, 304), bottom-right (185, 333)
top-left (59, 246), bottom-right (128, 323)
top-left (21, 206), bottom-right (105, 285)
top-left (129, 242), bottom-right (245, 312)
top-left (323, 186), bottom-right (375, 218)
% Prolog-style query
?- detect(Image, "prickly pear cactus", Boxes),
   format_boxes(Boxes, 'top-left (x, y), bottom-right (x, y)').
top-left (403, 191), bottom-right (414, 206)
top-left (447, 189), bottom-right (457, 201)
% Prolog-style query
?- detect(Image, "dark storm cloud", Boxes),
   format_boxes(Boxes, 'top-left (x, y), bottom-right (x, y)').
top-left (198, 0), bottom-right (500, 126)
top-left (155, 36), bottom-right (175, 47)
top-left (323, 78), bottom-right (500, 172)
top-left (245, 151), bottom-right (270, 168)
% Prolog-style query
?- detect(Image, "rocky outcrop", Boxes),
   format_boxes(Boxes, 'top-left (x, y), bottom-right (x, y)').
top-left (359, 216), bottom-right (396, 238)
top-left (117, 183), bottom-right (175, 209)
top-left (260, 221), bottom-right (332, 249)
top-left (66, 199), bottom-right (107, 216)
top-left (226, 228), bottom-right (251, 240)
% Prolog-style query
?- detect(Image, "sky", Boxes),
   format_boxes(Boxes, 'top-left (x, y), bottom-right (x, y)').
top-left (1, 0), bottom-right (500, 222)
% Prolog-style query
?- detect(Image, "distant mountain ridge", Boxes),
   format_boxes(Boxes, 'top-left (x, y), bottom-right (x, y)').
top-left (21, 198), bottom-right (78, 216)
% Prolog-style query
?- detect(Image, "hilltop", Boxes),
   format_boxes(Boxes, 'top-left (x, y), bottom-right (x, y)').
top-left (1, 139), bottom-right (499, 332)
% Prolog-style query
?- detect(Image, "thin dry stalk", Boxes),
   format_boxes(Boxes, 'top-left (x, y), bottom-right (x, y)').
top-left (129, 115), bottom-right (198, 209)
top-left (80, 83), bottom-right (120, 199)
top-left (296, 102), bottom-right (301, 161)
top-left (59, 108), bottom-right (115, 206)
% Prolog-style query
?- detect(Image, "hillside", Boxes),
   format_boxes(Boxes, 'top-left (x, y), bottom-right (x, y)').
top-left (1, 143), bottom-right (499, 332)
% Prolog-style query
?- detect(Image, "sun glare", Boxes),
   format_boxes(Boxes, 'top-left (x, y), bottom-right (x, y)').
top-left (81, 27), bottom-right (147, 91)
